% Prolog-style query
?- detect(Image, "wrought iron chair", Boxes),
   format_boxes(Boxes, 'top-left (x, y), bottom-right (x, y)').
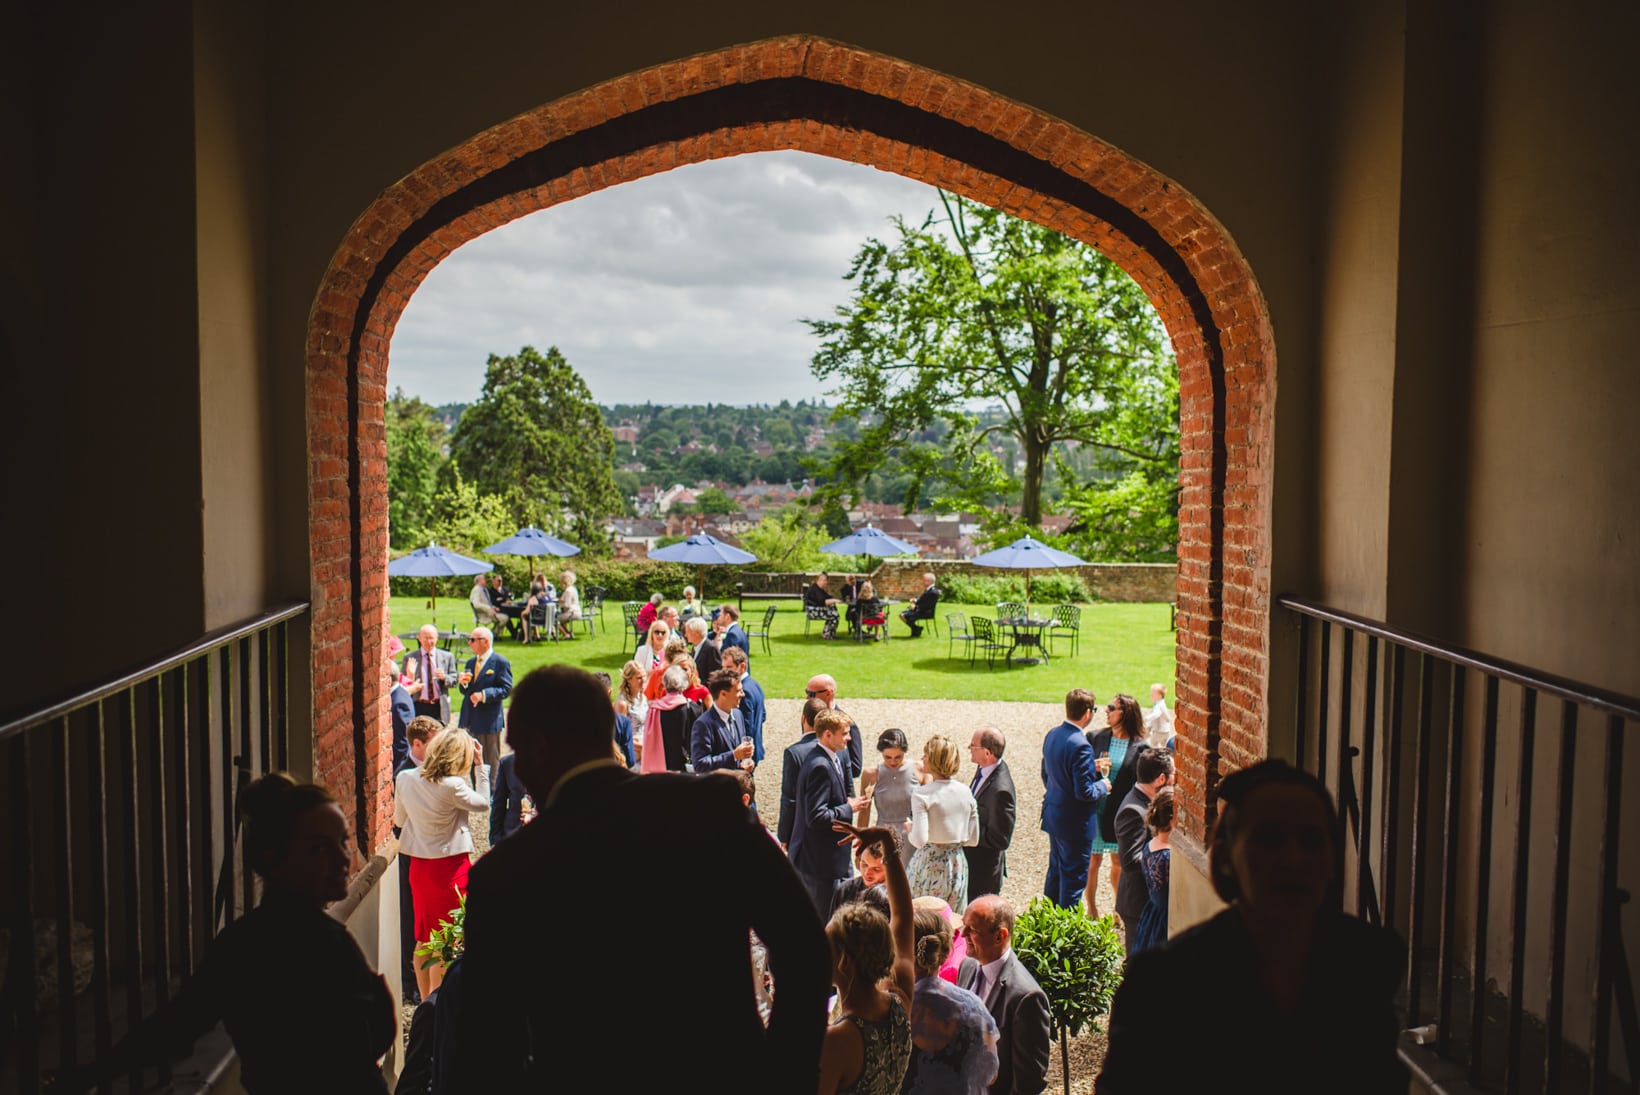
top-left (967, 616), bottom-right (1009, 669)
top-left (1048, 603), bottom-right (1081, 656)
top-left (946, 612), bottom-right (977, 661)
top-left (857, 602), bottom-right (890, 643)
top-left (621, 601), bottom-right (642, 642)
top-left (803, 603), bottom-right (836, 637)
top-left (995, 601), bottom-right (1027, 623)
top-left (586, 585), bottom-right (608, 627)
top-left (746, 604), bottom-right (778, 656)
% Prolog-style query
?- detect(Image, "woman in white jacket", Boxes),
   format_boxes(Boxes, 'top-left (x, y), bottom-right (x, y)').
top-left (907, 734), bottom-right (981, 913)
top-left (394, 726), bottom-right (490, 999)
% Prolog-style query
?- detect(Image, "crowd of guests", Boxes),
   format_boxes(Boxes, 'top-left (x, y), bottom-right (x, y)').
top-left (467, 568), bottom-right (582, 642)
top-left (67, 599), bottom-right (1404, 1093)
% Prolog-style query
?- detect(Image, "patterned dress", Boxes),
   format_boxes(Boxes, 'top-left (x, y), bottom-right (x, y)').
top-left (871, 763), bottom-right (916, 866)
top-left (1089, 737), bottom-right (1130, 854)
top-left (902, 976), bottom-right (1000, 1093)
top-left (837, 993), bottom-right (913, 1095)
top-left (1130, 842), bottom-right (1172, 954)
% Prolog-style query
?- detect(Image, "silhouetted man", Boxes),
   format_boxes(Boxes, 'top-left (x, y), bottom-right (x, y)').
top-left (1040, 689), bottom-right (1107, 908)
top-left (457, 665), bottom-right (830, 1091)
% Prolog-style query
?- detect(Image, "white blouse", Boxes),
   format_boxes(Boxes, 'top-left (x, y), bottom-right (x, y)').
top-left (909, 779), bottom-right (981, 848)
top-left (394, 764), bottom-right (491, 859)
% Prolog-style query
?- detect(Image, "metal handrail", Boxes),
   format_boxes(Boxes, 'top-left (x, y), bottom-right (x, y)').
top-left (0, 601), bottom-right (310, 741)
top-left (1277, 595), bottom-right (1640, 721)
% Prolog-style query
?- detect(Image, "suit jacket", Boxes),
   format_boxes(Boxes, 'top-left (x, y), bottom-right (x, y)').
top-left (1039, 721), bottom-right (1104, 841)
top-left (489, 753), bottom-right (530, 846)
top-left (457, 765), bottom-right (831, 1092)
top-left (738, 674), bottom-right (767, 762)
top-left (904, 585), bottom-right (940, 621)
top-left (389, 684), bottom-right (415, 774)
top-left (401, 647), bottom-right (457, 723)
top-left (778, 734), bottom-right (821, 845)
top-left (691, 702), bottom-right (744, 774)
top-left (788, 745), bottom-right (854, 893)
top-left (1113, 787), bottom-right (1152, 930)
top-left (693, 636), bottom-right (724, 682)
top-left (457, 651), bottom-right (512, 736)
top-left (965, 760), bottom-right (1017, 898)
top-left (614, 711), bottom-right (635, 768)
top-left (720, 624), bottom-right (750, 659)
top-left (957, 952), bottom-right (1051, 1095)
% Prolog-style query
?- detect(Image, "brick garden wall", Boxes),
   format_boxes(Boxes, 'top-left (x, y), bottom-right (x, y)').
top-left (304, 36), bottom-right (1275, 850)
top-left (866, 560), bottom-right (1176, 603)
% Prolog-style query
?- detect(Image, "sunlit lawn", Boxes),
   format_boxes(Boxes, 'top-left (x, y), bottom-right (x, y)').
top-left (388, 596), bottom-right (1176, 703)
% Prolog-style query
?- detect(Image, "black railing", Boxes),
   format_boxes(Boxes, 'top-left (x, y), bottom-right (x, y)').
top-left (0, 602), bottom-right (308, 1093)
top-left (1280, 596), bottom-right (1640, 1094)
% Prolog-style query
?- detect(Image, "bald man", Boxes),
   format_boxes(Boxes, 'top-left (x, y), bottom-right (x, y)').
top-left (402, 624), bottom-right (456, 724)
top-left (804, 673), bottom-right (861, 779)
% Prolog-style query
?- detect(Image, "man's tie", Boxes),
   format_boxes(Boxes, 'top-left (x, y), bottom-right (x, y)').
top-left (420, 654), bottom-right (432, 702)
top-left (972, 967), bottom-right (986, 1001)
top-left (971, 768), bottom-right (983, 794)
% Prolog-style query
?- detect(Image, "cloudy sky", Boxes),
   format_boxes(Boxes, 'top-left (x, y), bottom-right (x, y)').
top-left (387, 151), bottom-right (948, 407)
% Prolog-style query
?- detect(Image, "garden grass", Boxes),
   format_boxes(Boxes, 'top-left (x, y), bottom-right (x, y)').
top-left (389, 597), bottom-right (1176, 704)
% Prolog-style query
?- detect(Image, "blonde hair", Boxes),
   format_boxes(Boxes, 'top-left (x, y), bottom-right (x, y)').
top-left (663, 636), bottom-right (689, 660)
top-left (420, 727), bottom-right (475, 781)
top-left (860, 581), bottom-right (876, 599)
top-left (561, 569), bottom-right (576, 586)
top-left (828, 903), bottom-right (893, 989)
top-left (619, 660), bottom-right (646, 700)
top-left (923, 734), bottom-right (961, 779)
top-left (814, 709), bottom-right (849, 738)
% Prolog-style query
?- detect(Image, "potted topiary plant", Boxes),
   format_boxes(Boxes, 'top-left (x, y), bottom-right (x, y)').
top-left (1011, 898), bottom-right (1125, 1095)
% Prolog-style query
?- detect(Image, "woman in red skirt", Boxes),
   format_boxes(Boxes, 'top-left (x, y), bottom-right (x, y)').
top-left (393, 726), bottom-right (491, 999)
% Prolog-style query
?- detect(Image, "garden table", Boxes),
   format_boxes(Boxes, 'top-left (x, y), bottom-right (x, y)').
top-left (996, 616), bottom-right (1052, 666)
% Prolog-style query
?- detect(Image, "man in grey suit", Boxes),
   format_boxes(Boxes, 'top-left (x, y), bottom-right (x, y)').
top-left (401, 623), bottom-right (457, 723)
top-left (958, 895), bottom-right (1051, 1094)
top-left (1114, 747), bottom-right (1175, 954)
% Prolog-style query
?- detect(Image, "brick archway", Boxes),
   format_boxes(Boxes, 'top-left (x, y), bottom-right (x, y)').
top-left (305, 36), bottom-right (1275, 852)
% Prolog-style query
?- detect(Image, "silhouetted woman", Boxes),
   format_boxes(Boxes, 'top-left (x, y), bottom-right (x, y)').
top-left (1097, 760), bottom-right (1405, 1093)
top-left (54, 774), bottom-right (394, 1093)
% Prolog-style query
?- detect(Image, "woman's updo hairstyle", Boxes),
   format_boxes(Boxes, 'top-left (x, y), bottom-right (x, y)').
top-left (911, 908), bottom-right (952, 977)
top-left (877, 728), bottom-right (909, 753)
top-left (828, 903), bottom-right (894, 988)
top-left (239, 772), bottom-right (336, 879)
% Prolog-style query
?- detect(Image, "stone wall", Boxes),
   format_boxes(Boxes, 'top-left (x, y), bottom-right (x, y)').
top-left (845, 560), bottom-right (1177, 603)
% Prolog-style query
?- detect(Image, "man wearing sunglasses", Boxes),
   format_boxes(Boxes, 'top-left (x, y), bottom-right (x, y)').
top-left (803, 673), bottom-right (862, 781)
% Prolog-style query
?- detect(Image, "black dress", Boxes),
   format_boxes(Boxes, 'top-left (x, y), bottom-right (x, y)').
top-left (1097, 905), bottom-right (1405, 1094)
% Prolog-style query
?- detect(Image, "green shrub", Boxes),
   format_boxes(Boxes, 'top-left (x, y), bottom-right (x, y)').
top-left (414, 889), bottom-right (466, 970)
top-left (1026, 573), bottom-right (1091, 603)
top-left (1011, 896), bottom-right (1126, 1094)
top-left (940, 574), bottom-right (1027, 605)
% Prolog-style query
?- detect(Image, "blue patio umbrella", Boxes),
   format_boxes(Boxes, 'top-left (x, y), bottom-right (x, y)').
top-left (818, 524), bottom-right (920, 575)
top-left (969, 535), bottom-right (1086, 614)
top-left (483, 526), bottom-right (581, 584)
top-left (387, 542), bottom-right (493, 624)
top-left (646, 533), bottom-right (758, 602)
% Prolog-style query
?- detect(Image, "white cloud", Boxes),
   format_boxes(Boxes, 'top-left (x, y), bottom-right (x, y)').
top-left (388, 151), bottom-right (944, 406)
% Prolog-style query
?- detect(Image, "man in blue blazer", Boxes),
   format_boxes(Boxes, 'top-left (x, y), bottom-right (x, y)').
top-left (692, 669), bottom-right (752, 775)
top-left (778, 697), bottom-right (830, 850)
top-left (386, 638), bottom-right (416, 774)
top-left (458, 626), bottom-right (513, 776)
top-left (723, 646), bottom-right (766, 762)
top-left (1039, 688), bottom-right (1111, 909)
top-left (789, 709), bottom-right (869, 914)
top-left (713, 604), bottom-right (751, 660)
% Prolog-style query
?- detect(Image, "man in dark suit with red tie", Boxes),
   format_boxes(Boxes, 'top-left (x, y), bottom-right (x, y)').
top-left (402, 624), bottom-right (456, 724)
top-left (965, 726), bottom-right (1017, 899)
top-left (789, 709), bottom-right (868, 914)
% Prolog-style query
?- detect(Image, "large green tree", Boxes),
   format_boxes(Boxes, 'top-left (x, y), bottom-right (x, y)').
top-left (386, 388), bottom-right (449, 549)
top-left (805, 193), bottom-right (1178, 540)
top-left (447, 345), bottom-right (623, 550)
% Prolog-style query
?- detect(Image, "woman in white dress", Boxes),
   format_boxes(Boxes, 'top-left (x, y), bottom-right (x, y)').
top-left (555, 569), bottom-right (582, 638)
top-left (907, 735), bottom-right (981, 913)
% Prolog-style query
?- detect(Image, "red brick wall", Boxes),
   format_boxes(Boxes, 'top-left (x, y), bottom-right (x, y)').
top-left (304, 36), bottom-right (1275, 850)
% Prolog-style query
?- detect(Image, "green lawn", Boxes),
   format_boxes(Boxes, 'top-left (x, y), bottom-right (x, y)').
top-left (390, 597), bottom-right (1176, 703)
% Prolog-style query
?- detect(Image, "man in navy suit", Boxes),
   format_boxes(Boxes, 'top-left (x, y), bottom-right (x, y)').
top-left (458, 626), bottom-right (513, 776)
top-left (900, 572), bottom-right (941, 637)
top-left (691, 669), bottom-right (753, 775)
top-left (778, 697), bottom-right (831, 851)
top-left (714, 604), bottom-right (750, 661)
top-left (789, 709), bottom-right (869, 914)
top-left (723, 646), bottom-right (766, 762)
top-left (1039, 688), bottom-right (1111, 909)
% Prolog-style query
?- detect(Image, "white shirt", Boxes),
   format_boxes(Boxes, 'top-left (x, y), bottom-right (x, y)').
top-left (971, 760), bottom-right (1000, 796)
top-left (909, 779), bottom-right (981, 848)
top-left (972, 949), bottom-right (1011, 1007)
top-left (1144, 699), bottom-right (1175, 742)
top-left (393, 764), bottom-right (491, 858)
